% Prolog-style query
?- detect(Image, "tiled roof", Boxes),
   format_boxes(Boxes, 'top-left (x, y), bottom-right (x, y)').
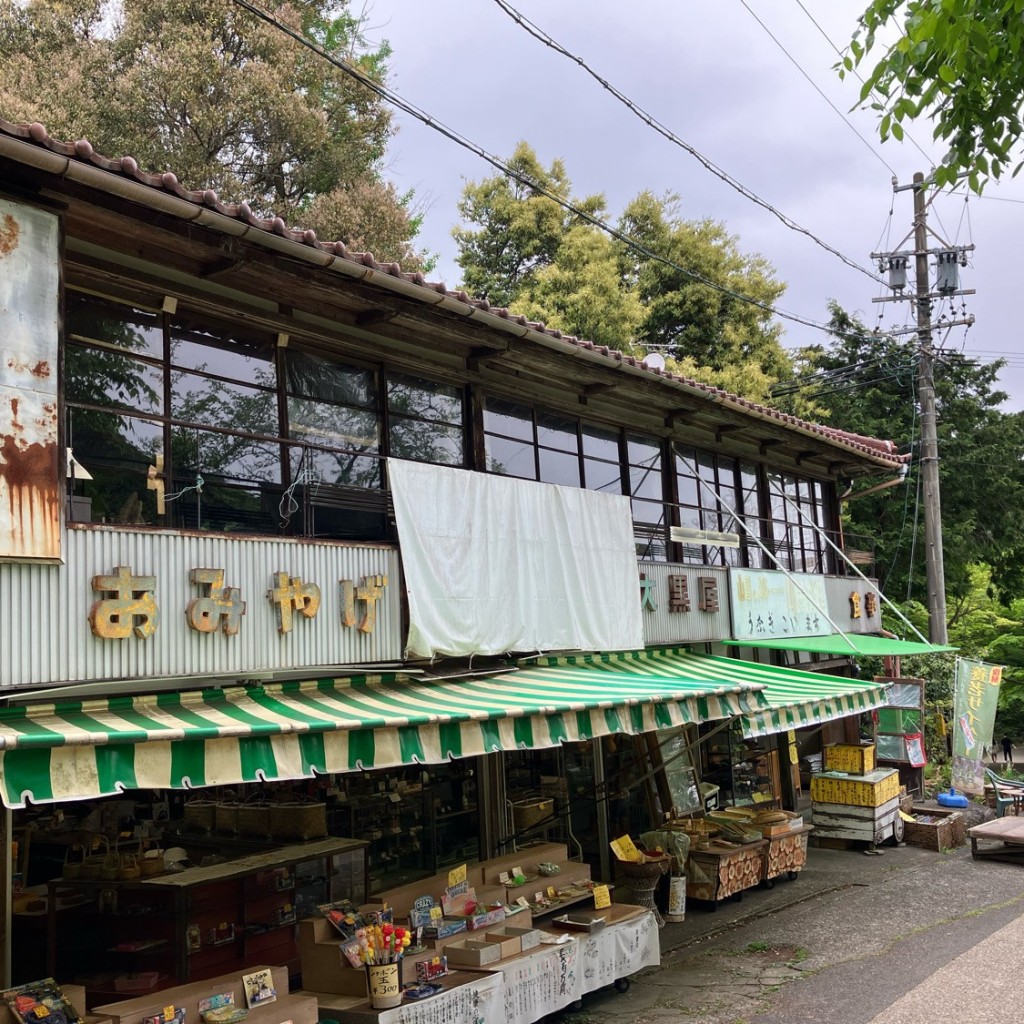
top-left (0, 118), bottom-right (906, 467)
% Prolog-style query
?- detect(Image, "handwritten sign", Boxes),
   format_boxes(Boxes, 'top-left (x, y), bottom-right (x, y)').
top-left (610, 834), bottom-right (642, 862)
top-left (448, 863), bottom-right (467, 888)
top-left (592, 885), bottom-right (611, 909)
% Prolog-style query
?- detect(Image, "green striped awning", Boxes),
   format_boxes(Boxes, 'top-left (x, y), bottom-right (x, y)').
top-left (723, 634), bottom-right (956, 657)
top-left (0, 648), bottom-right (769, 807)
top-left (521, 647), bottom-right (889, 741)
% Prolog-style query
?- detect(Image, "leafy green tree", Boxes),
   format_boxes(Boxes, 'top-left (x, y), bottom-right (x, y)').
top-left (0, 0), bottom-right (427, 267)
top-left (453, 142), bottom-right (606, 308)
top-left (842, 0), bottom-right (1024, 190)
top-left (797, 303), bottom-right (1024, 606)
top-left (509, 225), bottom-right (644, 351)
top-left (453, 148), bottom-right (800, 404)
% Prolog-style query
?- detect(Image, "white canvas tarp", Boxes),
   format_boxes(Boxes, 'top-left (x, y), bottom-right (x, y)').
top-left (388, 459), bottom-right (644, 658)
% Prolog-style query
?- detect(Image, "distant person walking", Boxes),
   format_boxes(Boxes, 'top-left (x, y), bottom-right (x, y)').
top-left (1002, 735), bottom-right (1015, 765)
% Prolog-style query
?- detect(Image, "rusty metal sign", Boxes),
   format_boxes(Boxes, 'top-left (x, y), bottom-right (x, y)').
top-left (0, 198), bottom-right (61, 561)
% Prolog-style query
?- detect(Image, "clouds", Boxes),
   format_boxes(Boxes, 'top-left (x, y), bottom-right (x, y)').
top-left (366, 0), bottom-right (1020, 405)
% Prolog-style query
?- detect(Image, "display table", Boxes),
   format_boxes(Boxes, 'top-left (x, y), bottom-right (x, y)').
top-left (686, 840), bottom-right (766, 905)
top-left (760, 825), bottom-right (813, 887)
top-left (968, 817), bottom-right (1024, 863)
top-left (321, 905), bottom-right (659, 1024)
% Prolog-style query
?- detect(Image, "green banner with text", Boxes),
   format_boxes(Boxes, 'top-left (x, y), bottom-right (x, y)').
top-left (951, 658), bottom-right (1003, 794)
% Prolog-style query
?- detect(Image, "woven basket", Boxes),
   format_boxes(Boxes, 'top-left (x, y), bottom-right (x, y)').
top-left (905, 807), bottom-right (967, 851)
top-left (184, 800), bottom-right (217, 832)
top-left (619, 856), bottom-right (670, 878)
top-left (100, 849), bottom-right (121, 882)
top-left (140, 846), bottom-right (164, 878)
top-left (63, 843), bottom-right (86, 880)
top-left (237, 800), bottom-right (272, 837)
top-left (215, 802), bottom-right (240, 834)
top-left (270, 801), bottom-right (327, 841)
top-left (80, 836), bottom-right (110, 880)
top-left (512, 798), bottom-right (553, 831)
top-left (119, 852), bottom-right (141, 882)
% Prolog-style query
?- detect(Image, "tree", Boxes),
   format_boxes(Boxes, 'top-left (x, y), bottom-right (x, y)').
top-left (796, 303), bottom-right (1024, 606)
top-left (453, 142), bottom-right (605, 309)
top-left (453, 147), bottom-right (800, 404)
top-left (843, 0), bottom-right (1024, 190)
top-left (0, 0), bottom-right (428, 267)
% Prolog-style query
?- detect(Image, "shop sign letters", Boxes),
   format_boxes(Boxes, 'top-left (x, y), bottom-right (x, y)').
top-left (640, 571), bottom-right (719, 615)
top-left (89, 565), bottom-right (388, 640)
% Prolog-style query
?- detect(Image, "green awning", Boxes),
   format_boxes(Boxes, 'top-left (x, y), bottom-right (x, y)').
top-left (523, 648), bottom-right (891, 740)
top-left (0, 648), bottom-right (770, 808)
top-left (723, 634), bottom-right (956, 657)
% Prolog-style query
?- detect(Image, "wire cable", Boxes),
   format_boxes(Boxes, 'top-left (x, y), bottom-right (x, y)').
top-left (488, 0), bottom-right (885, 287)
top-left (229, 0), bottom-right (889, 342)
top-left (739, 0), bottom-right (896, 176)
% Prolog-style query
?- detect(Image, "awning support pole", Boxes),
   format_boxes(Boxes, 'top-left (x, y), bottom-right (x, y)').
top-left (766, 481), bottom-right (930, 645)
top-left (676, 454), bottom-right (856, 651)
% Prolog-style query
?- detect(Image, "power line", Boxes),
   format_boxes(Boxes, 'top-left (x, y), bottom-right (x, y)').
top-left (229, 0), bottom-right (880, 342)
top-left (488, 0), bottom-right (885, 288)
top-left (738, 0), bottom-right (896, 176)
top-left (792, 0), bottom-right (936, 169)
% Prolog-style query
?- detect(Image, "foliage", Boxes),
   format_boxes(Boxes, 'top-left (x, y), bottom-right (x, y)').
top-left (842, 0), bottom-right (1024, 191)
top-left (0, 0), bottom-right (429, 268)
top-left (795, 303), bottom-right (1024, 606)
top-left (454, 146), bottom-right (802, 405)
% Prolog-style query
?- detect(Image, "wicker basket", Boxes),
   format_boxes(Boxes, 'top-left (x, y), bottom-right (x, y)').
top-left (512, 798), bottom-right (553, 831)
top-left (237, 799), bottom-right (272, 838)
top-left (80, 836), bottom-right (110, 881)
top-left (63, 843), bottom-right (86, 880)
top-left (904, 807), bottom-right (967, 851)
top-left (184, 799), bottom-right (217, 832)
top-left (618, 855), bottom-right (671, 878)
top-left (215, 802), bottom-right (240, 834)
top-left (270, 801), bottom-right (327, 841)
top-left (139, 846), bottom-right (164, 878)
top-left (119, 852), bottom-right (141, 881)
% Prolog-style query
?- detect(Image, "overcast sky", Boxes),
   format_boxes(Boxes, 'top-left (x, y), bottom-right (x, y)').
top-left (359, 0), bottom-right (1023, 413)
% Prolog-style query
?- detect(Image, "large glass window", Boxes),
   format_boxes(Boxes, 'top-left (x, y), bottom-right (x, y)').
top-left (387, 373), bottom-right (464, 466)
top-left (627, 433), bottom-right (666, 561)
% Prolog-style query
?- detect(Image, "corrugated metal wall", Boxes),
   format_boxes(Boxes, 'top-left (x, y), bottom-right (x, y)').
top-left (0, 524), bottom-right (403, 688)
top-left (640, 563), bottom-right (732, 645)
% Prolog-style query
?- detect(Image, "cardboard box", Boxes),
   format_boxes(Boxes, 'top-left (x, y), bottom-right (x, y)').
top-left (298, 917), bottom-right (368, 997)
top-left (481, 932), bottom-right (521, 960)
top-left (824, 743), bottom-right (876, 775)
top-left (810, 769), bottom-right (900, 808)
top-left (486, 925), bottom-right (541, 952)
top-left (460, 905), bottom-right (506, 931)
top-left (0, 984), bottom-right (90, 1024)
top-left (443, 939), bottom-right (503, 968)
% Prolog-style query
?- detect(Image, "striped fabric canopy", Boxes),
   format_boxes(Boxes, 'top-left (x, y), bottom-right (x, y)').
top-left (522, 648), bottom-right (890, 740)
top-left (0, 648), bottom-right (769, 807)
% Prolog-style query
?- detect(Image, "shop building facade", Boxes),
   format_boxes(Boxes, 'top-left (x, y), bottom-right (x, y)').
top-left (0, 119), bottom-right (911, 989)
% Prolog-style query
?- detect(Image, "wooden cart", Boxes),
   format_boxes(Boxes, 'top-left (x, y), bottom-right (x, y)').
top-left (759, 825), bottom-right (813, 888)
top-left (686, 839), bottom-right (766, 908)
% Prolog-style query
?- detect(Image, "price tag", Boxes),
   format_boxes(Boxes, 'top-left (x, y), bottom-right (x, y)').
top-left (534, 891), bottom-right (543, 903)
top-left (389, 792), bottom-right (402, 803)
top-left (429, 906), bottom-right (443, 921)
top-left (512, 865), bottom-right (523, 878)
top-left (448, 863), bottom-right (467, 887)
top-left (516, 897), bottom-right (530, 908)
top-left (163, 1008), bottom-right (176, 1022)
top-left (546, 886), bottom-right (556, 898)
top-left (609, 834), bottom-right (642, 862)
top-left (592, 885), bottom-right (611, 910)
top-left (499, 871), bottom-right (510, 884)
top-left (34, 1009), bottom-right (50, 1020)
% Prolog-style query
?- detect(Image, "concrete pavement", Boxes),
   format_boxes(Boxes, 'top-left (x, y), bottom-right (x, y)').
top-left (570, 835), bottom-right (1024, 1024)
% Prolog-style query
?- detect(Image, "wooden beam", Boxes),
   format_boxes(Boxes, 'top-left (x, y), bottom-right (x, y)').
top-left (664, 408), bottom-right (697, 428)
top-left (758, 439), bottom-right (786, 456)
top-left (715, 424), bottom-right (746, 443)
top-left (356, 308), bottom-right (399, 327)
top-left (197, 255), bottom-right (242, 280)
top-left (794, 449), bottom-right (821, 465)
top-left (466, 345), bottom-right (509, 372)
top-left (578, 381), bottom-right (617, 405)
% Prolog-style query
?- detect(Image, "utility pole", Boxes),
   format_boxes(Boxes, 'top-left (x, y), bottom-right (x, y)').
top-left (872, 172), bottom-right (975, 645)
top-left (912, 172), bottom-right (947, 645)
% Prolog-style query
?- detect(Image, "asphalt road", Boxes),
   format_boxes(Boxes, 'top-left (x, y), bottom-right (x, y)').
top-left (573, 837), bottom-right (1024, 1024)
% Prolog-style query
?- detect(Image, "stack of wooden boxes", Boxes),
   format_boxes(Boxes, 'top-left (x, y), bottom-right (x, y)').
top-left (810, 744), bottom-right (904, 848)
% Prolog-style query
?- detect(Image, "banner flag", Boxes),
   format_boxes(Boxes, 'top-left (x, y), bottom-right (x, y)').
top-left (951, 658), bottom-right (1004, 794)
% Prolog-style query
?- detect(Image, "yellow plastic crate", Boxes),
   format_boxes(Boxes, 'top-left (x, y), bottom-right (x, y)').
top-left (823, 743), bottom-right (876, 775)
top-left (809, 768), bottom-right (901, 808)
